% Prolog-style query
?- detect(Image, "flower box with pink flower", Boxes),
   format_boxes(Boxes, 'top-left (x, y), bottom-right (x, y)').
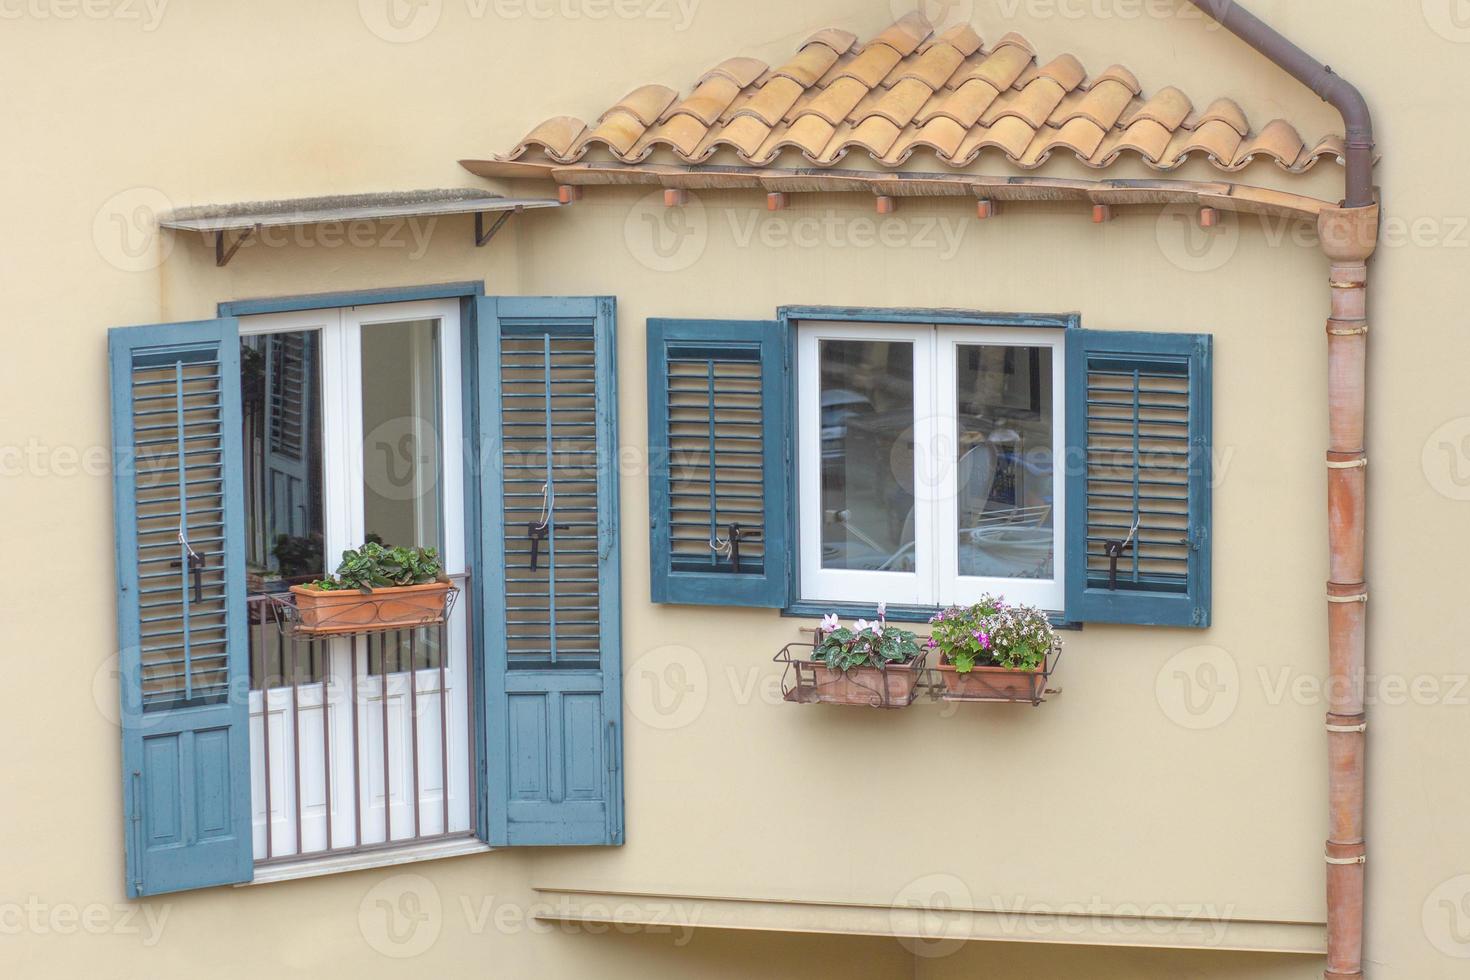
top-left (927, 597), bottom-right (1058, 703)
top-left (778, 604), bottom-right (927, 708)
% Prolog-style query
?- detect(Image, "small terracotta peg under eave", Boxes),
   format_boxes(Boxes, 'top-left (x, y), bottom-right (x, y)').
top-left (663, 188), bottom-right (687, 207)
top-left (1199, 206), bottom-right (1220, 228)
top-left (556, 185), bottom-right (582, 204)
top-left (766, 192), bottom-right (788, 211)
top-left (1092, 204), bottom-right (1113, 223)
top-left (976, 199), bottom-right (995, 220)
top-left (875, 195), bottom-right (895, 215)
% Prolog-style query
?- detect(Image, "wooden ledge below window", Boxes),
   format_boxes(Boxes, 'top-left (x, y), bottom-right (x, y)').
top-left (529, 886), bottom-right (1327, 955)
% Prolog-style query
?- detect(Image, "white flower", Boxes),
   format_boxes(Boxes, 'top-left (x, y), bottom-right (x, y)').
top-left (876, 601), bottom-right (887, 620)
top-left (854, 618), bottom-right (871, 633)
top-left (819, 613), bottom-right (840, 633)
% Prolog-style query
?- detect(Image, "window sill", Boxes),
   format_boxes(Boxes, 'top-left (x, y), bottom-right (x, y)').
top-left (781, 599), bottom-right (1081, 630)
top-left (240, 836), bottom-right (491, 887)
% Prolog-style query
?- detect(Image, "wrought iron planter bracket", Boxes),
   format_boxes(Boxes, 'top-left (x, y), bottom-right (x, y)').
top-left (775, 641), bottom-right (1063, 709)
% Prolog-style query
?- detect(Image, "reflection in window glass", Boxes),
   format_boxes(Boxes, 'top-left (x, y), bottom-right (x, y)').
top-left (954, 344), bottom-right (1054, 580)
top-left (819, 339), bottom-right (915, 571)
top-left (242, 330), bottom-right (327, 688)
top-left (242, 331), bottom-right (325, 590)
top-left (361, 319), bottom-right (443, 552)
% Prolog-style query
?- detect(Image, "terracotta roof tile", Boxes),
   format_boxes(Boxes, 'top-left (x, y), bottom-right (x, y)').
top-left (732, 75), bottom-right (806, 126)
top-left (934, 24), bottom-right (984, 58)
top-left (1230, 117), bottom-right (1306, 170)
top-left (507, 115), bottom-right (586, 161)
top-left (696, 57), bottom-right (768, 89)
top-left (1130, 85), bottom-right (1193, 130)
top-left (833, 43), bottom-right (904, 87)
top-left (572, 110), bottom-right (647, 157)
top-left (497, 13), bottom-right (1350, 176)
top-left (773, 41), bottom-right (844, 87)
top-left (600, 84), bottom-right (678, 125)
top-left (864, 77), bottom-right (936, 128)
top-left (865, 11), bottom-right (932, 57)
top-left (983, 77), bottom-right (1068, 128)
top-left (1172, 118), bottom-right (1245, 166)
top-left (1195, 97), bottom-right (1250, 136)
top-left (895, 40), bottom-right (968, 89)
top-left (1059, 77), bottom-right (1136, 129)
top-left (950, 43), bottom-right (1034, 91)
top-left (667, 75), bottom-right (744, 125)
top-left (796, 76), bottom-right (871, 125)
top-left (802, 27), bottom-right (858, 56)
top-left (915, 78), bottom-right (1002, 127)
top-left (703, 113), bottom-right (771, 159)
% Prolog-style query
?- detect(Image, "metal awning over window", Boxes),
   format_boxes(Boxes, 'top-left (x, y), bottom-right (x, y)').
top-left (158, 190), bottom-right (561, 266)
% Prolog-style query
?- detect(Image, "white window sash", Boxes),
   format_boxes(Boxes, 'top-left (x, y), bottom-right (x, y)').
top-left (797, 320), bottom-right (1066, 611)
top-left (797, 321), bottom-right (935, 605)
top-left (933, 326), bottom-right (1065, 610)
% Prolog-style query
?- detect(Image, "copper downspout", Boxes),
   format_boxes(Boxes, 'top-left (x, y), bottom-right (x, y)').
top-left (1183, 4), bottom-right (1379, 979)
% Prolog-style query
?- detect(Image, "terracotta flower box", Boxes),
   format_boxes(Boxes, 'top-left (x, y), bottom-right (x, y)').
top-left (289, 580), bottom-right (452, 633)
top-left (808, 660), bottom-right (923, 708)
top-left (933, 651), bottom-right (1046, 701)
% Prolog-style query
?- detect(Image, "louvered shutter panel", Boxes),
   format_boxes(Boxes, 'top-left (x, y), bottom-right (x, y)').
top-left (109, 319), bottom-right (253, 895)
top-left (647, 318), bottom-right (789, 606)
top-left (474, 296), bottom-right (623, 846)
top-left (1064, 330), bottom-right (1212, 627)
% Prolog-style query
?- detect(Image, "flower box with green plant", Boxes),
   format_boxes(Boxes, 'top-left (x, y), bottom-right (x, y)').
top-left (806, 605), bottom-right (926, 707)
top-left (289, 542), bottom-right (452, 633)
top-left (928, 595), bottom-right (1057, 701)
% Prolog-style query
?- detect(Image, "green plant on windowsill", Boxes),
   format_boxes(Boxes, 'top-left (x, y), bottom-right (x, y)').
top-left (927, 595), bottom-right (1054, 673)
top-left (308, 541), bottom-right (447, 593)
top-left (812, 605), bottom-right (922, 672)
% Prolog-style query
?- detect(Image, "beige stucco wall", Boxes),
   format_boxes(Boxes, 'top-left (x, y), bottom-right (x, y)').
top-left (3, 1), bottom-right (1469, 977)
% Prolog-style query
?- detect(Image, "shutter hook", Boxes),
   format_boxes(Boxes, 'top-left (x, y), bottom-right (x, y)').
top-left (526, 482), bottom-right (568, 572)
top-left (1102, 518), bottom-right (1139, 591)
top-left (172, 527), bottom-right (206, 603)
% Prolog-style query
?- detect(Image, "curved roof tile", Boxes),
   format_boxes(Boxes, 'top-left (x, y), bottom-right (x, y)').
top-left (496, 13), bottom-right (1350, 177)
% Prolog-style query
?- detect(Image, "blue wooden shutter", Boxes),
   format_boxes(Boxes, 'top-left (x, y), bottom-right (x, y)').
top-left (109, 319), bottom-right (253, 896)
top-left (474, 296), bottom-right (623, 846)
top-left (646, 318), bottom-right (789, 606)
top-left (1064, 330), bottom-right (1212, 627)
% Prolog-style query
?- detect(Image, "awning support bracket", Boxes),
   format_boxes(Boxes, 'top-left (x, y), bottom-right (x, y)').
top-left (475, 205), bottom-right (522, 247)
top-left (214, 226), bottom-right (256, 267)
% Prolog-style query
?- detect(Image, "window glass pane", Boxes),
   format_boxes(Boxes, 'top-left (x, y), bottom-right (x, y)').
top-left (954, 344), bottom-right (1054, 580)
top-left (361, 318), bottom-right (443, 552)
top-left (819, 338), bottom-right (915, 571)
top-left (241, 330), bottom-right (326, 688)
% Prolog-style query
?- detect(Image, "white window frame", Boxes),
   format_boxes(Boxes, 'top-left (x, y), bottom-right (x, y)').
top-left (797, 320), bottom-right (1066, 611)
top-left (238, 299), bottom-right (471, 861)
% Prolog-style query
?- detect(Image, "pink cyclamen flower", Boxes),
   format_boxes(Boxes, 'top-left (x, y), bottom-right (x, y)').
top-left (854, 619), bottom-right (871, 633)
top-left (876, 601), bottom-right (887, 621)
top-left (819, 613), bottom-right (840, 634)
